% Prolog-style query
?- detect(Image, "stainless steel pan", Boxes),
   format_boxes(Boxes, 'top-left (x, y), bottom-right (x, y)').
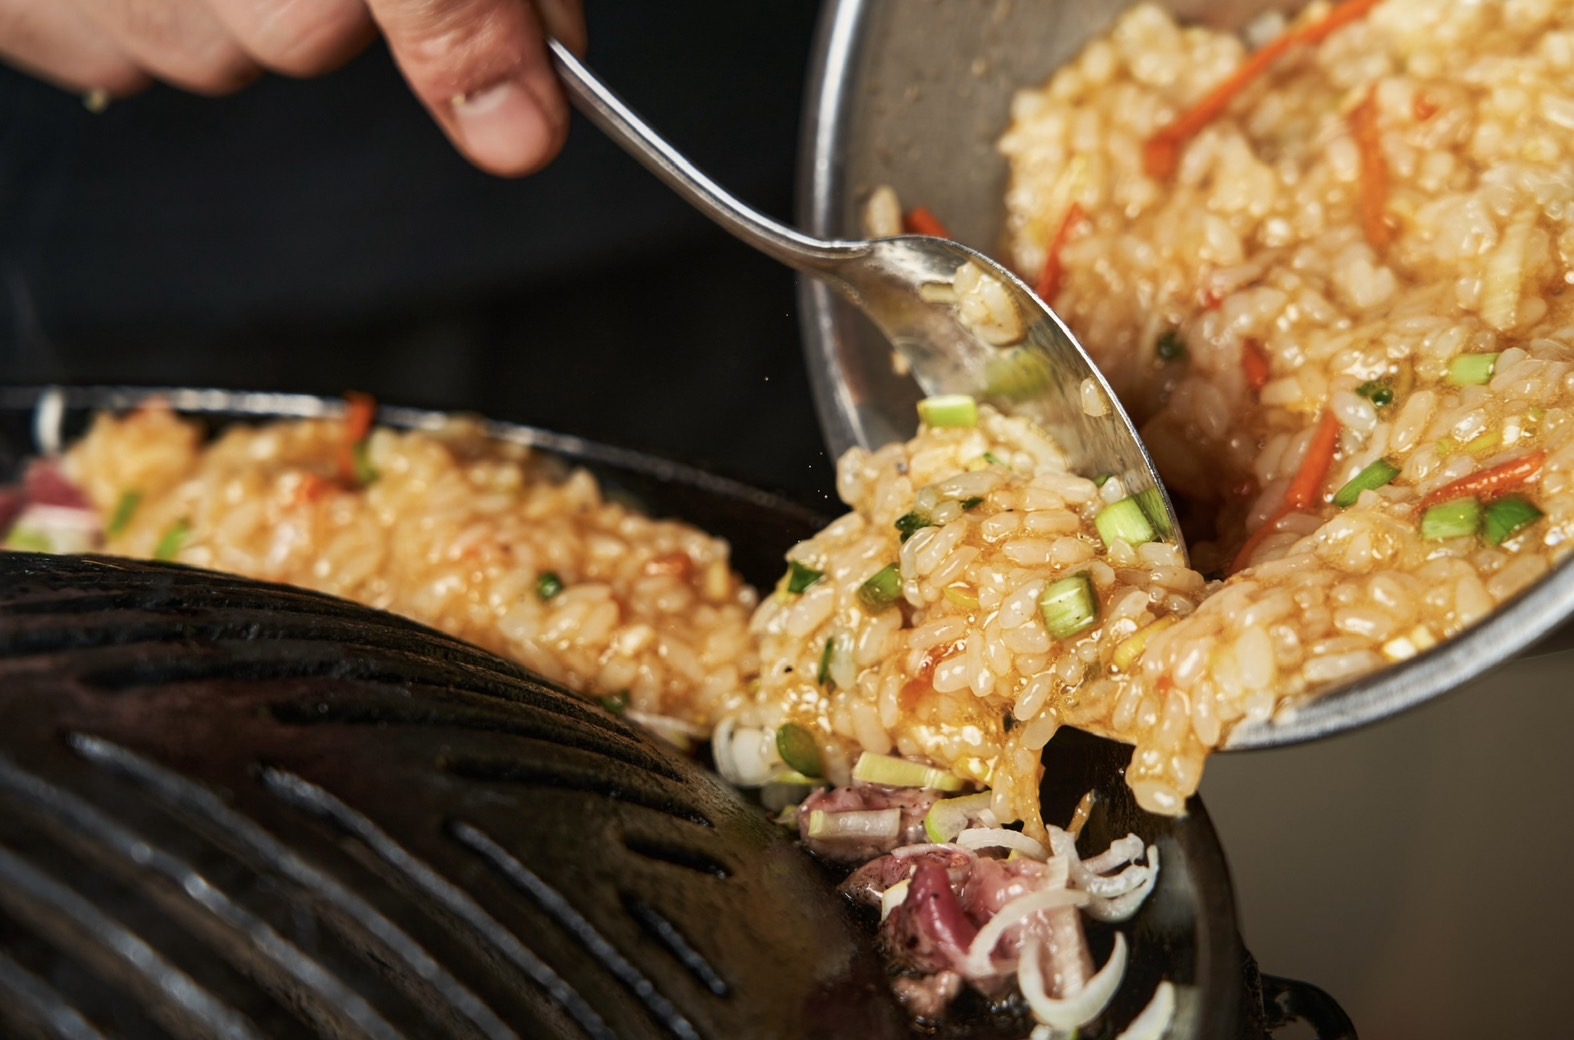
top-left (795, 0), bottom-right (1574, 751)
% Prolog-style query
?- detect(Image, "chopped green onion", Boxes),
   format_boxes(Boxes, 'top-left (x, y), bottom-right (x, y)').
top-left (960, 497), bottom-right (984, 511)
top-left (817, 637), bottom-right (835, 687)
top-left (1420, 498), bottom-right (1482, 541)
top-left (1095, 496), bottom-right (1157, 547)
top-left (598, 690), bottom-right (629, 716)
top-left (1134, 486), bottom-right (1174, 539)
top-left (352, 440), bottom-right (379, 486)
top-left (1463, 430), bottom-right (1502, 457)
top-left (894, 511), bottom-right (933, 543)
top-left (785, 559), bottom-right (825, 594)
top-left (1093, 473), bottom-right (1113, 488)
top-left (107, 491), bottom-right (142, 538)
top-left (154, 519), bottom-right (190, 561)
top-left (806, 807), bottom-right (903, 840)
top-left (1112, 616), bottom-right (1178, 672)
top-left (851, 751), bottom-right (967, 792)
top-left (917, 394), bottom-right (980, 428)
top-left (857, 563), bottom-right (903, 612)
top-left (1356, 379), bottom-right (1395, 407)
top-left (2, 528), bottom-right (50, 553)
top-left (1446, 352), bottom-right (1501, 387)
top-left (1483, 495), bottom-right (1543, 546)
top-left (1156, 329), bottom-right (1187, 362)
top-left (1039, 572), bottom-right (1098, 640)
top-left (775, 722), bottom-right (823, 778)
top-left (982, 452), bottom-right (1007, 467)
top-left (536, 571), bottom-right (565, 601)
top-left (982, 349), bottom-right (1051, 401)
top-left (943, 584), bottom-right (980, 611)
top-left (923, 791), bottom-right (995, 843)
top-left (1334, 458), bottom-right (1401, 508)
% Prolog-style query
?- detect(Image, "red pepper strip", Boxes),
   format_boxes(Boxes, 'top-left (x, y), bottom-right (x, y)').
top-left (1143, 0), bottom-right (1385, 180)
top-left (1349, 84), bottom-right (1391, 250)
top-left (1232, 410), bottom-right (1341, 572)
top-left (1033, 203), bottom-right (1086, 302)
top-left (1419, 450), bottom-right (1547, 510)
top-left (339, 391), bottom-right (377, 485)
top-left (1242, 339), bottom-right (1272, 393)
top-left (903, 207), bottom-right (952, 238)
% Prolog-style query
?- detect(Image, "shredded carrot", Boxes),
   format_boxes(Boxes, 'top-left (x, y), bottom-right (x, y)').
top-left (903, 207), bottom-right (952, 238)
top-left (1349, 85), bottom-right (1391, 249)
top-left (1232, 410), bottom-right (1342, 571)
top-left (293, 473), bottom-right (329, 508)
top-left (1412, 91), bottom-right (1439, 122)
top-left (1242, 339), bottom-right (1272, 393)
top-left (1231, 507), bottom-right (1292, 573)
top-left (644, 551), bottom-right (695, 580)
top-left (1285, 409), bottom-right (1342, 511)
top-left (1143, 0), bottom-right (1385, 179)
top-left (339, 391), bottom-right (376, 485)
top-left (1033, 203), bottom-right (1087, 302)
top-left (920, 640), bottom-right (963, 676)
top-left (1419, 450), bottom-right (1547, 510)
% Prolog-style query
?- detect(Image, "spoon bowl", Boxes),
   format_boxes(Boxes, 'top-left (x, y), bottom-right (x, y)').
top-left (548, 40), bottom-right (1183, 553)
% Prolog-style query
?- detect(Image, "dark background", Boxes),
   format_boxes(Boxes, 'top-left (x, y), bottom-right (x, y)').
top-left (0, 1), bottom-right (837, 507)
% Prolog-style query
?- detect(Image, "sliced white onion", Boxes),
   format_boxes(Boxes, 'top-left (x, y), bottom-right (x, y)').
top-left (1019, 931), bottom-right (1127, 1031)
top-left (959, 886), bottom-right (1088, 978)
top-left (1115, 980), bottom-right (1177, 1040)
top-left (955, 827), bottom-right (1049, 860)
top-left (806, 807), bottom-right (901, 841)
top-left (1081, 833), bottom-right (1146, 875)
top-left (1084, 860), bottom-right (1152, 899)
top-left (9, 504), bottom-right (102, 554)
top-left (891, 842), bottom-right (976, 860)
top-left (1038, 851), bottom-right (1071, 890)
top-left (879, 878), bottom-right (911, 922)
top-left (709, 716), bottom-right (739, 782)
top-left (1086, 845), bottom-right (1160, 923)
top-left (709, 718), bottom-right (781, 787)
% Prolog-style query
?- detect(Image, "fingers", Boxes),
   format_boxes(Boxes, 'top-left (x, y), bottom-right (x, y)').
top-left (0, 0), bottom-right (148, 96)
top-left (204, 0), bottom-right (375, 78)
top-left (366, 0), bottom-right (571, 177)
top-left (73, 0), bottom-right (259, 95)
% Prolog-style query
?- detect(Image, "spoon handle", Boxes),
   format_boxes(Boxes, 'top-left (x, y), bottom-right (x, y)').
top-left (548, 39), bottom-right (859, 271)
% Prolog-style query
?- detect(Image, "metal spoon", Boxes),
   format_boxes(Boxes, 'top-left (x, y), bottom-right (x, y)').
top-left (548, 40), bottom-right (1183, 551)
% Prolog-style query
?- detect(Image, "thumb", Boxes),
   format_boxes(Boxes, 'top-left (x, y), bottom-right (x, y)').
top-left (367, 0), bottom-right (571, 176)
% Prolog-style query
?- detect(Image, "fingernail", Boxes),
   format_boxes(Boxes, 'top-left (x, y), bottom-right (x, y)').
top-left (451, 80), bottom-right (553, 175)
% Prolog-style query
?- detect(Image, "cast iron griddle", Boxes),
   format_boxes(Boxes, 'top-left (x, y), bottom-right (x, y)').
top-left (0, 551), bottom-right (909, 1040)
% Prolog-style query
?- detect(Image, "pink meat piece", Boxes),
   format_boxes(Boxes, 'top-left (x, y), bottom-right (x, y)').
top-left (838, 847), bottom-right (973, 908)
top-left (961, 855), bottom-right (1055, 921)
top-left (798, 783), bottom-right (942, 863)
top-left (881, 859), bottom-right (978, 975)
top-left (23, 460), bottom-right (90, 510)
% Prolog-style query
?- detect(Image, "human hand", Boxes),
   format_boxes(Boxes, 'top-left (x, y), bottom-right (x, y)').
top-left (0, 0), bottom-right (587, 176)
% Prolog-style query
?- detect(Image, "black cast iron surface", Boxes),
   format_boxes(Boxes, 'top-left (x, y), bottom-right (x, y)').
top-left (0, 552), bottom-right (911, 1039)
